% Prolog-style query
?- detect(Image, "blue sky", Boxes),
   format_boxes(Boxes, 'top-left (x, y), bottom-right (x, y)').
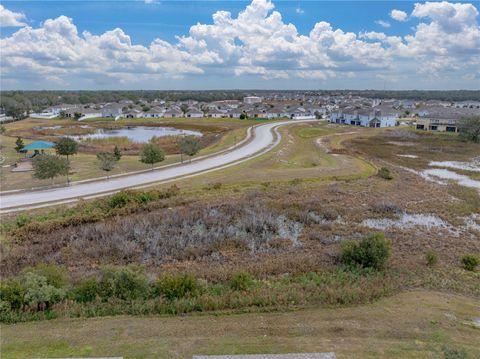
top-left (1, 1), bottom-right (479, 90)
top-left (2, 1), bottom-right (416, 43)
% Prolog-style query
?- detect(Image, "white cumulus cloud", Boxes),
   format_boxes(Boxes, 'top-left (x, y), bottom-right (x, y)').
top-left (0, 0), bottom-right (479, 88)
top-left (390, 9), bottom-right (408, 22)
top-left (0, 5), bottom-right (27, 27)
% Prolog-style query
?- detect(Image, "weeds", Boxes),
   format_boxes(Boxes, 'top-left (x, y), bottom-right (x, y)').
top-left (377, 167), bottom-right (393, 180)
top-left (461, 254), bottom-right (479, 272)
top-left (425, 251), bottom-right (439, 267)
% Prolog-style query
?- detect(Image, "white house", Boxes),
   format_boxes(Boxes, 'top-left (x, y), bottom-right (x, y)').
top-left (101, 104), bottom-right (123, 118)
top-left (329, 110), bottom-right (396, 128)
top-left (186, 108), bottom-right (204, 118)
top-left (163, 108), bottom-right (183, 118)
top-left (208, 108), bottom-right (226, 118)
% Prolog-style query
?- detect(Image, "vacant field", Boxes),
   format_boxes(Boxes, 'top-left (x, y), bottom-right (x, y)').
top-left (1, 123), bottom-right (479, 357)
top-left (0, 117), bottom-right (261, 191)
top-left (2, 290), bottom-right (479, 359)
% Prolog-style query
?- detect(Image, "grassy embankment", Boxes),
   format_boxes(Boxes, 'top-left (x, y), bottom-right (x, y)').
top-left (1, 290), bottom-right (479, 359)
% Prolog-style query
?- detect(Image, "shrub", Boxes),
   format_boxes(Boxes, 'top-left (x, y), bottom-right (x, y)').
top-left (154, 273), bottom-right (198, 300)
top-left (0, 279), bottom-right (25, 310)
top-left (377, 167), bottom-right (393, 180)
top-left (371, 201), bottom-right (401, 214)
top-left (135, 191), bottom-right (156, 204)
top-left (22, 263), bottom-right (68, 288)
top-left (425, 251), bottom-right (438, 267)
top-left (15, 214), bottom-right (31, 228)
top-left (443, 345), bottom-right (469, 359)
top-left (74, 278), bottom-right (99, 303)
top-left (98, 266), bottom-right (149, 300)
top-left (230, 271), bottom-right (254, 291)
top-left (461, 254), bottom-right (479, 271)
top-left (341, 232), bottom-right (391, 271)
top-left (21, 272), bottom-right (66, 310)
top-left (109, 191), bottom-right (131, 208)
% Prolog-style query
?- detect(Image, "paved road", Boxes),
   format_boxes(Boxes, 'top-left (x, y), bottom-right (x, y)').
top-left (0, 120), bottom-right (318, 212)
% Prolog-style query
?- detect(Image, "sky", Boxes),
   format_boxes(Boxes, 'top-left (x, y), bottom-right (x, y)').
top-left (0, 0), bottom-right (479, 90)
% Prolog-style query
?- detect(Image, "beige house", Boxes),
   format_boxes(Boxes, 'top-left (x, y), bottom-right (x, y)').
top-left (416, 118), bottom-right (459, 132)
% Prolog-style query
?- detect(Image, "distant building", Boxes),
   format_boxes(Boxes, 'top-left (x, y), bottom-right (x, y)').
top-left (101, 104), bottom-right (123, 118)
top-left (243, 96), bottom-right (262, 104)
top-left (416, 118), bottom-right (459, 132)
top-left (329, 110), bottom-right (396, 128)
top-left (185, 108), bottom-right (204, 118)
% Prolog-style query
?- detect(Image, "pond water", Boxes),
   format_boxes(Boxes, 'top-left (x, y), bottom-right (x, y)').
top-left (420, 168), bottom-right (480, 189)
top-left (71, 126), bottom-right (202, 143)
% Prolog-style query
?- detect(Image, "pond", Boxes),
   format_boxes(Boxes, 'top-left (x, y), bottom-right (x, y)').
top-left (70, 126), bottom-right (202, 143)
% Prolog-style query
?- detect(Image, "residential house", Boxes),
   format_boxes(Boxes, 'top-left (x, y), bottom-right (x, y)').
top-left (163, 107), bottom-right (183, 118)
top-left (416, 118), bottom-right (459, 132)
top-left (185, 108), bottom-right (204, 118)
top-left (101, 103), bottom-right (123, 118)
top-left (208, 108), bottom-right (226, 118)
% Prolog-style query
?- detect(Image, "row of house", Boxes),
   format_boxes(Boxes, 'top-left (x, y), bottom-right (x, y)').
top-left (31, 100), bottom-right (325, 121)
top-left (329, 109), bottom-right (397, 128)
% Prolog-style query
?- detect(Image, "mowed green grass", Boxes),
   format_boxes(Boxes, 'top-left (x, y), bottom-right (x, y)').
top-left (0, 117), bottom-right (257, 191)
top-left (171, 122), bottom-right (376, 189)
top-left (2, 291), bottom-right (478, 359)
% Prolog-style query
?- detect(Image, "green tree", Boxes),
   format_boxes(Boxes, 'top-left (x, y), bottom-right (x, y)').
top-left (21, 272), bottom-right (66, 311)
top-left (140, 143), bottom-right (165, 170)
top-left (458, 116), bottom-right (480, 143)
top-left (0, 124), bottom-right (6, 135)
top-left (180, 136), bottom-right (201, 162)
top-left (113, 145), bottom-right (122, 161)
top-left (55, 137), bottom-right (78, 161)
top-left (32, 154), bottom-right (70, 183)
top-left (54, 137), bottom-right (78, 183)
top-left (97, 152), bottom-right (117, 177)
top-left (14, 137), bottom-right (24, 152)
top-left (180, 104), bottom-right (189, 114)
top-left (74, 112), bottom-right (82, 120)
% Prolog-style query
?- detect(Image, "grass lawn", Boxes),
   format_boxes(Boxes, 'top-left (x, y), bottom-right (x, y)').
top-left (0, 117), bottom-right (260, 191)
top-left (2, 290), bottom-right (478, 359)
top-left (171, 122), bottom-right (376, 189)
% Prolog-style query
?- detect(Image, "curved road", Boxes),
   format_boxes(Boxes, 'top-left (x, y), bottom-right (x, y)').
top-left (0, 120), bottom-right (318, 212)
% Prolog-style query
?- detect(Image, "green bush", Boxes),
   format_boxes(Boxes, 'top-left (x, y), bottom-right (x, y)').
top-left (98, 266), bottom-right (149, 300)
top-left (21, 272), bottom-right (66, 310)
top-left (377, 167), bottom-right (393, 180)
top-left (15, 214), bottom-right (31, 228)
top-left (135, 192), bottom-right (156, 204)
top-left (22, 263), bottom-right (68, 288)
top-left (0, 279), bottom-right (25, 310)
top-left (109, 191), bottom-right (131, 208)
top-left (230, 271), bottom-right (254, 291)
top-left (461, 254), bottom-right (479, 271)
top-left (341, 232), bottom-right (391, 271)
top-left (154, 273), bottom-right (198, 300)
top-left (74, 278), bottom-right (99, 303)
top-left (425, 250), bottom-right (438, 267)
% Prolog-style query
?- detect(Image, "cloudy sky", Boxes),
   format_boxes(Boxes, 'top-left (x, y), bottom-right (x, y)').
top-left (1, 0), bottom-right (479, 90)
